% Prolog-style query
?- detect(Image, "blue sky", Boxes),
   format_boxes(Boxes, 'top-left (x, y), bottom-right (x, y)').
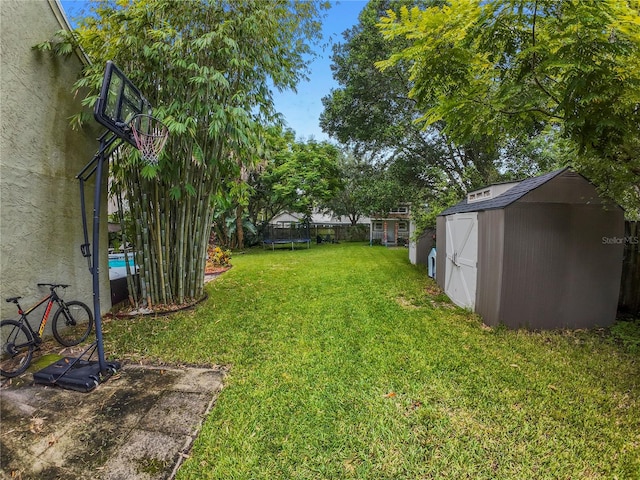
top-left (59, 0), bottom-right (367, 142)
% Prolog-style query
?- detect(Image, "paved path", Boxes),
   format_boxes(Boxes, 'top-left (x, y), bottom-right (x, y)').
top-left (1, 364), bottom-right (225, 479)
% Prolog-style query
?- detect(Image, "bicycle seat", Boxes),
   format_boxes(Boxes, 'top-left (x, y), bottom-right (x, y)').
top-left (5, 296), bottom-right (21, 303)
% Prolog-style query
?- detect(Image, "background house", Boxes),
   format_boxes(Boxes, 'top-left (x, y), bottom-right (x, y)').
top-left (0, 0), bottom-right (109, 325)
top-left (370, 205), bottom-right (433, 267)
top-left (436, 168), bottom-right (624, 329)
top-left (369, 205), bottom-right (411, 247)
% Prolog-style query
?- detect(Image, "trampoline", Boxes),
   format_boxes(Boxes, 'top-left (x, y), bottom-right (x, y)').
top-left (263, 222), bottom-right (311, 250)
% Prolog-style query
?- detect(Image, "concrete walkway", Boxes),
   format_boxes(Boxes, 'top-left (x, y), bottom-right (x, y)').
top-left (1, 363), bottom-right (225, 479)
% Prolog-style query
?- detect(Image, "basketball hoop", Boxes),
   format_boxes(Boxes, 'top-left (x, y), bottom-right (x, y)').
top-left (130, 114), bottom-right (169, 165)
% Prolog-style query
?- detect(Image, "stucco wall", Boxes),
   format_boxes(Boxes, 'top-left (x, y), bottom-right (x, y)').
top-left (0, 0), bottom-right (109, 331)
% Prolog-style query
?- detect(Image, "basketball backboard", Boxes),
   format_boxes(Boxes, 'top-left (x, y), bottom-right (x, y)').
top-left (94, 61), bottom-right (151, 146)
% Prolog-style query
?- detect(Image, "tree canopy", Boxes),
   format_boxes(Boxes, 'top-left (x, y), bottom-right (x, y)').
top-left (320, 0), bottom-right (559, 229)
top-left (246, 128), bottom-right (344, 231)
top-left (377, 0), bottom-right (640, 215)
top-left (321, 152), bottom-right (410, 224)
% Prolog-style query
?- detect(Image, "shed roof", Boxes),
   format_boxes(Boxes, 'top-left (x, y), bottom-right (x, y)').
top-left (439, 167), bottom-right (569, 216)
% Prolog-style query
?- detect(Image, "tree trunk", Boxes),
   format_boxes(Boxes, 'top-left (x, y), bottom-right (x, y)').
top-left (236, 204), bottom-right (244, 249)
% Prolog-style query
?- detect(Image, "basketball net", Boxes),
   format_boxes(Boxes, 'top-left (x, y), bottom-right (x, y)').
top-left (130, 114), bottom-right (169, 165)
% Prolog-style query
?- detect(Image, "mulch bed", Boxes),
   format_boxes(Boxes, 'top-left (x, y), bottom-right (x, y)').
top-left (107, 266), bottom-right (231, 318)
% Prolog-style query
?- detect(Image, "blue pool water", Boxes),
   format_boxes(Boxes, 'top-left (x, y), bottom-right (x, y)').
top-left (109, 258), bottom-right (135, 269)
top-left (108, 255), bottom-right (137, 279)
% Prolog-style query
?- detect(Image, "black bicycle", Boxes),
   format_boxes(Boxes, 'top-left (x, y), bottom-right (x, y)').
top-left (1, 283), bottom-right (93, 378)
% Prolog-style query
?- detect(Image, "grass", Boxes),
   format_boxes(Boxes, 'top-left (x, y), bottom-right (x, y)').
top-left (102, 243), bottom-right (640, 479)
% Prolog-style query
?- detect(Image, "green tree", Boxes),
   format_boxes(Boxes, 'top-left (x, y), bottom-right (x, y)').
top-left (320, 152), bottom-right (372, 225)
top-left (210, 159), bottom-right (257, 250)
top-left (247, 128), bottom-right (344, 231)
top-left (377, 0), bottom-right (640, 215)
top-left (271, 139), bottom-right (344, 217)
top-left (38, 0), bottom-right (327, 305)
top-left (320, 0), bottom-right (550, 198)
top-left (357, 163), bottom-right (411, 217)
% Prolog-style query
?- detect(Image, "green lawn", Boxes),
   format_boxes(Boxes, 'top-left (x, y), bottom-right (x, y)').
top-left (104, 243), bottom-right (640, 479)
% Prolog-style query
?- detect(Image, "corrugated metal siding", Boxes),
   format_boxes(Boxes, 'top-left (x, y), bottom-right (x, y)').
top-left (563, 205), bottom-right (624, 327)
top-left (414, 228), bottom-right (436, 266)
top-left (436, 216), bottom-right (446, 290)
top-left (475, 210), bottom-right (505, 326)
top-left (500, 204), bottom-right (570, 329)
top-left (500, 203), bottom-right (624, 329)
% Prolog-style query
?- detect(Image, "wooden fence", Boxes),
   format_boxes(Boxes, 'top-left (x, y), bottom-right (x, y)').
top-left (619, 221), bottom-right (640, 316)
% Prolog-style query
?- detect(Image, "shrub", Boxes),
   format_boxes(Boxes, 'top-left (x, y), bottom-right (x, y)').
top-left (207, 245), bottom-right (232, 267)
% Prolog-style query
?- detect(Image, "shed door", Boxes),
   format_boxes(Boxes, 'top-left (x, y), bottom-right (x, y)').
top-left (445, 213), bottom-right (478, 309)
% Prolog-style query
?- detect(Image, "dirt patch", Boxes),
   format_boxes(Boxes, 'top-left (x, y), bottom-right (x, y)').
top-left (205, 265), bottom-right (231, 276)
top-left (395, 296), bottom-right (422, 310)
top-left (425, 282), bottom-right (443, 296)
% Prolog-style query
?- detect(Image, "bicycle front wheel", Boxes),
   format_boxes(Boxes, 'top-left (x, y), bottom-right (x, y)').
top-left (1, 319), bottom-right (35, 378)
top-left (52, 301), bottom-right (93, 347)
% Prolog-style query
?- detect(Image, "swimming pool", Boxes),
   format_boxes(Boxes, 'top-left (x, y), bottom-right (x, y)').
top-left (109, 258), bottom-right (135, 269)
top-left (108, 254), bottom-right (137, 280)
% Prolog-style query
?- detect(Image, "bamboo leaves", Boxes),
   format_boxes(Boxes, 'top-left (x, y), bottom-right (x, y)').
top-left (42, 0), bottom-right (327, 306)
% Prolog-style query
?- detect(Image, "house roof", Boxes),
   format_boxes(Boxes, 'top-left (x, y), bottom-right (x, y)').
top-left (48, 0), bottom-right (91, 65)
top-left (270, 210), bottom-right (371, 226)
top-left (439, 167), bottom-right (569, 216)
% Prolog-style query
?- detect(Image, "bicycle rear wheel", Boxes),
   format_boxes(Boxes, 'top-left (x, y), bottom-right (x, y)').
top-left (52, 301), bottom-right (93, 347)
top-left (1, 319), bottom-right (35, 378)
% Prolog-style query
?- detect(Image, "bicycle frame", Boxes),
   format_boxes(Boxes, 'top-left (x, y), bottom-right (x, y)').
top-left (17, 292), bottom-right (60, 340)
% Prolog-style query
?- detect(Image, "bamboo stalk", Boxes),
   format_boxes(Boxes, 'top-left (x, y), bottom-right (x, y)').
top-left (146, 191), bottom-right (159, 305)
top-left (195, 171), bottom-right (215, 299)
top-left (186, 196), bottom-right (194, 301)
top-left (154, 182), bottom-right (167, 303)
top-left (139, 187), bottom-right (156, 306)
top-left (192, 212), bottom-right (203, 299)
top-left (176, 155), bottom-right (190, 304)
top-left (117, 190), bottom-right (138, 307)
top-left (196, 202), bottom-right (213, 299)
top-left (130, 177), bottom-right (148, 306)
top-left (187, 203), bottom-right (197, 298)
top-left (162, 194), bottom-right (172, 303)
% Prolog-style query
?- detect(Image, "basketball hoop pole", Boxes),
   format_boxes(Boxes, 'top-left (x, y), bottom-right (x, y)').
top-left (77, 131), bottom-right (123, 376)
top-left (74, 61), bottom-right (167, 382)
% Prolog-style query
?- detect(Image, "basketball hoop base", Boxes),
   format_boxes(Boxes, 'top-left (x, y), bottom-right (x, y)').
top-left (33, 357), bottom-right (121, 393)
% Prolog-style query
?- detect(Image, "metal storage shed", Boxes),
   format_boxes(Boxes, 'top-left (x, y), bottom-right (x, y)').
top-left (435, 168), bottom-right (625, 329)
